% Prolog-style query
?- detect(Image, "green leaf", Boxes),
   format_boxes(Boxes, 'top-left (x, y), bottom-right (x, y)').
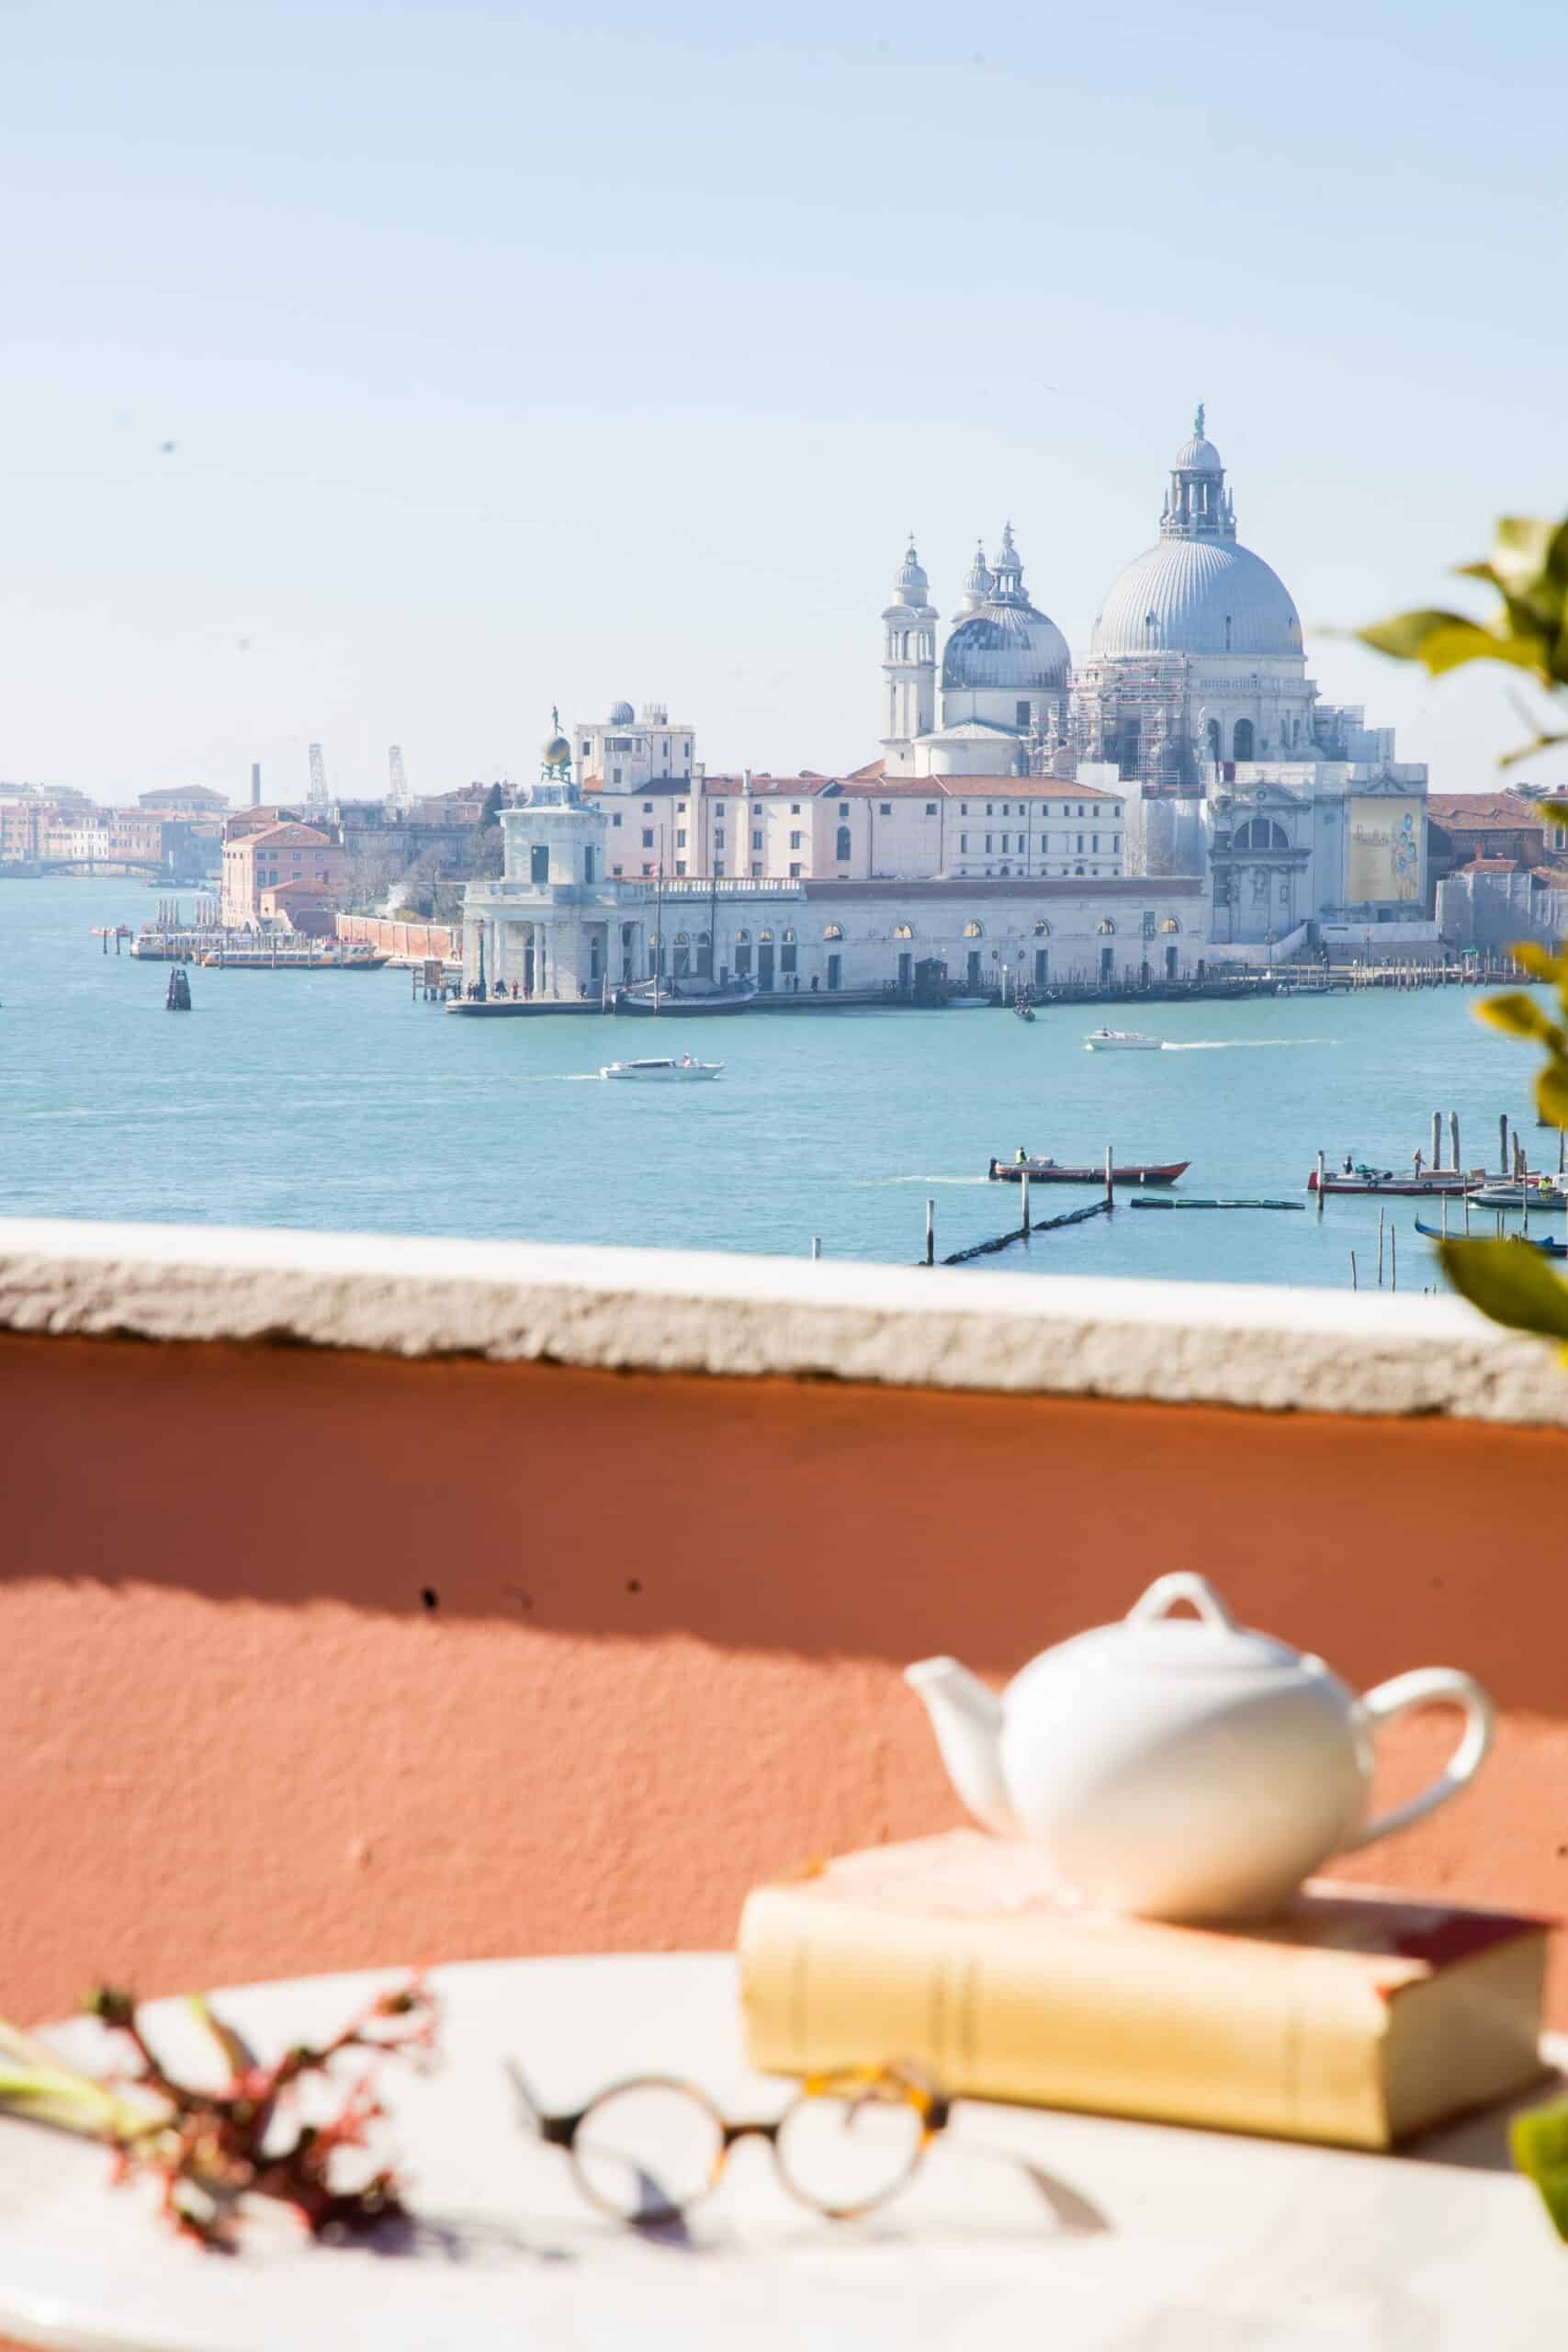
top-left (1358, 611), bottom-right (1550, 681)
top-left (1512, 2100), bottom-right (1568, 2241)
top-left (1438, 1238), bottom-right (1568, 1340)
top-left (1475, 991), bottom-right (1564, 1047)
top-left (1536, 1059), bottom-right (1568, 1131)
top-left (1357, 609), bottom-right (1478, 662)
top-left (1499, 726), bottom-right (1568, 768)
top-left (1509, 940), bottom-right (1566, 983)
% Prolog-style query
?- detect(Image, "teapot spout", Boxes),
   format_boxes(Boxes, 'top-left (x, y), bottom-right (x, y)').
top-left (904, 1657), bottom-right (1018, 1837)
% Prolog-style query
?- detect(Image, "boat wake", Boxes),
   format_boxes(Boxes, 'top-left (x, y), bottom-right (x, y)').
top-left (1160, 1038), bottom-right (1339, 1052)
top-left (851, 1174), bottom-right (992, 1188)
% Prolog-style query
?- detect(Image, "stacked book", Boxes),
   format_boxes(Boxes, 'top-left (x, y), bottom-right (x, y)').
top-left (739, 1829), bottom-right (1551, 2151)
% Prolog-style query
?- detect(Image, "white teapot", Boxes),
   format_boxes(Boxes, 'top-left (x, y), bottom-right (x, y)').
top-left (905, 1572), bottom-right (1493, 1921)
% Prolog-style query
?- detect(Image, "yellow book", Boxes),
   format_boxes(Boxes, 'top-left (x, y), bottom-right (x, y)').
top-left (738, 1830), bottom-right (1551, 2151)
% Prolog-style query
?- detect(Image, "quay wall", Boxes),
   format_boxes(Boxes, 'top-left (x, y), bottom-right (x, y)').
top-left (336, 912), bottom-right (458, 961)
top-left (1, 1225), bottom-right (1567, 2030)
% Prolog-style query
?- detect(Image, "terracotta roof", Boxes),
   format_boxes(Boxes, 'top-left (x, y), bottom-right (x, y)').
top-left (240, 821), bottom-right (333, 848)
top-left (845, 759), bottom-right (886, 780)
top-left (1457, 856), bottom-right (1520, 873)
top-left (940, 779), bottom-right (1121, 800)
top-left (803, 876), bottom-right (1204, 900)
top-left (825, 779), bottom-right (946, 799)
top-left (1427, 793), bottom-right (1540, 828)
top-left (1531, 866), bottom-right (1568, 887)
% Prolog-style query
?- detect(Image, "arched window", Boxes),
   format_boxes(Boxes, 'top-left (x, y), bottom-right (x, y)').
top-left (893, 922), bottom-right (913, 940)
top-left (1233, 718), bottom-right (1255, 760)
top-left (1234, 817), bottom-right (1290, 851)
top-left (823, 923), bottom-right (843, 942)
top-left (1032, 918), bottom-right (1051, 936)
top-left (835, 827), bottom-right (852, 862)
top-left (674, 931), bottom-right (690, 945)
top-left (962, 921), bottom-right (984, 939)
top-left (758, 928), bottom-right (773, 943)
top-left (1097, 918), bottom-right (1116, 936)
top-left (782, 928), bottom-right (795, 944)
top-left (733, 928), bottom-right (750, 944)
top-left (1159, 917), bottom-right (1181, 935)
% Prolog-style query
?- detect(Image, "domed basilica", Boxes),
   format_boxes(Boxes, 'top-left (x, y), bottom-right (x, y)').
top-left (883, 410), bottom-right (1358, 790)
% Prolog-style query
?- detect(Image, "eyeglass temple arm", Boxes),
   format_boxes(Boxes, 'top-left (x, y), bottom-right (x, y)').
top-left (503, 2057), bottom-right (581, 2148)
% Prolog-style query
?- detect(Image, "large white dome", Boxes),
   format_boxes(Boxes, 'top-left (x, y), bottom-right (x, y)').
top-left (1090, 537), bottom-right (1302, 659)
top-left (943, 604), bottom-right (1070, 690)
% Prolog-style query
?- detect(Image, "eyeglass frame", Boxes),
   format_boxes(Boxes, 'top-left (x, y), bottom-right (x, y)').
top-left (505, 2057), bottom-right (951, 2224)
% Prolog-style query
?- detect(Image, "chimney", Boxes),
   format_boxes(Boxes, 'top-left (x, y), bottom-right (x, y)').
top-left (251, 762), bottom-right (262, 808)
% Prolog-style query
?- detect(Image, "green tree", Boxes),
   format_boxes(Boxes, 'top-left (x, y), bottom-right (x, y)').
top-left (1362, 514), bottom-right (1568, 1345)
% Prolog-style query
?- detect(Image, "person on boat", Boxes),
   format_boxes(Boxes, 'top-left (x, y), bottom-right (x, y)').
top-left (1343, 1155), bottom-right (1354, 1174)
top-left (1016, 1147), bottom-right (1029, 1165)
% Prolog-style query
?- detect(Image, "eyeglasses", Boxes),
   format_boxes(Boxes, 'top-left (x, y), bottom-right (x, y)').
top-left (505, 2058), bottom-right (950, 2226)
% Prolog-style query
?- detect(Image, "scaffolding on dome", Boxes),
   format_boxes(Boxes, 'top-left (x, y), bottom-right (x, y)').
top-left (1060, 655), bottom-right (1198, 794)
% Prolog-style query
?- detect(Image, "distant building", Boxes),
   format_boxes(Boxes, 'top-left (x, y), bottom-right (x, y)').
top-left (574, 703), bottom-right (695, 794)
top-left (221, 820), bottom-right (346, 929)
top-left (139, 785), bottom-right (231, 811)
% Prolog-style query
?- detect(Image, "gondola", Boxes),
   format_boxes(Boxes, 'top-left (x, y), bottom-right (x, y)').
top-left (1414, 1216), bottom-right (1567, 1257)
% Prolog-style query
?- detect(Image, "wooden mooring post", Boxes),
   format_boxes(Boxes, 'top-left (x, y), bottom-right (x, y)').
top-left (1315, 1149), bottom-right (1325, 1214)
top-left (1104, 1145), bottom-right (1114, 1210)
top-left (1021, 1169), bottom-right (1031, 1236)
top-left (1377, 1208), bottom-right (1386, 1287)
top-left (924, 1199), bottom-right (934, 1268)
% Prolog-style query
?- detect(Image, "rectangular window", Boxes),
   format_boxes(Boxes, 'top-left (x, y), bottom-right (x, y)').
top-left (880, 802), bottom-right (891, 816)
top-left (750, 859), bottom-right (762, 876)
top-left (530, 844), bottom-right (549, 883)
top-left (1112, 834), bottom-right (1122, 854)
top-left (612, 864), bottom-right (623, 876)
top-left (612, 767), bottom-right (622, 785)
top-left (751, 831), bottom-right (762, 852)
top-left (960, 803), bottom-right (968, 816)
top-left (1091, 834), bottom-right (1099, 853)
top-left (985, 834), bottom-right (993, 853)
top-left (1077, 833), bottom-right (1085, 853)
top-left (611, 813), bottom-right (622, 828)
top-left (715, 860), bottom-right (725, 876)
top-left (1016, 701), bottom-right (1030, 728)
top-left (986, 803), bottom-right (994, 817)
top-left (960, 833), bottom-right (969, 853)
top-left (676, 802), bottom-right (687, 815)
top-left (644, 803), bottom-right (654, 814)
top-left (781, 942), bottom-right (797, 974)
top-left (790, 831), bottom-right (802, 850)
top-left (676, 830), bottom-right (687, 847)
top-left (675, 861), bottom-right (686, 876)
top-left (925, 803), bottom-right (937, 816)
top-left (641, 830), bottom-right (654, 849)
top-left (581, 740), bottom-right (591, 758)
top-left (788, 862), bottom-right (801, 878)
top-left (715, 831), bottom-right (726, 849)
top-left (682, 741), bottom-right (691, 757)
top-left (791, 803), bottom-right (801, 814)
top-left (641, 863), bottom-right (653, 876)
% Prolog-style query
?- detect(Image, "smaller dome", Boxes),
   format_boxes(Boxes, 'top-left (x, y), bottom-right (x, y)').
top-left (894, 537), bottom-right (930, 605)
top-left (543, 733), bottom-right (572, 766)
top-left (607, 699), bottom-right (635, 725)
top-left (1173, 435), bottom-right (1223, 473)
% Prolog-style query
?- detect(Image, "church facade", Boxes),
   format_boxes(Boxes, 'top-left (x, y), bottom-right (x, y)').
top-left (881, 411), bottom-right (1430, 947)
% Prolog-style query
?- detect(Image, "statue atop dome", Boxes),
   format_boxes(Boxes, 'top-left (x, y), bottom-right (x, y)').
top-left (1194, 401), bottom-right (1205, 439)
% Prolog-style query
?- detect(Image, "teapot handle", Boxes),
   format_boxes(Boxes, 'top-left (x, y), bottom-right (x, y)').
top-left (1126, 1573), bottom-right (1239, 1632)
top-left (1340, 1668), bottom-right (1495, 1854)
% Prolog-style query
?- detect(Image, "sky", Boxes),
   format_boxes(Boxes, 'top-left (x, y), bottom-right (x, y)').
top-left (2, 0), bottom-right (1566, 802)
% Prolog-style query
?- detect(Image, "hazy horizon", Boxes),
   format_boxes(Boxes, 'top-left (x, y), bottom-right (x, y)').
top-left (4, 0), bottom-right (1566, 801)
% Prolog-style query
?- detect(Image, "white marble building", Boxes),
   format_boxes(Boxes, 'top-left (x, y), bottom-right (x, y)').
top-left (462, 730), bottom-right (1205, 1001)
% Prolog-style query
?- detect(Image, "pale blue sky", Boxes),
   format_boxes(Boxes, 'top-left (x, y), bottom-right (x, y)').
top-left (3, 0), bottom-right (1565, 799)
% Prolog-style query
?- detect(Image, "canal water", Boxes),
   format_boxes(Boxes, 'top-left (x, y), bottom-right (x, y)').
top-left (2, 877), bottom-right (1551, 1290)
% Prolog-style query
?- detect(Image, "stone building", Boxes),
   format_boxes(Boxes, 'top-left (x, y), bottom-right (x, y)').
top-left (461, 730), bottom-right (1202, 1001)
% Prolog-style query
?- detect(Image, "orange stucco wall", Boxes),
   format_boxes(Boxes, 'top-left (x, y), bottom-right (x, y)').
top-left (2, 1329), bottom-right (1565, 2028)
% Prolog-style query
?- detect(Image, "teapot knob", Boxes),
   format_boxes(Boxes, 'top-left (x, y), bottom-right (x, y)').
top-left (1127, 1573), bottom-right (1239, 1632)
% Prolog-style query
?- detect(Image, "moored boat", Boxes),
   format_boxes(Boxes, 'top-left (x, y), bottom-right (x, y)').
top-left (988, 1156), bottom-right (1190, 1187)
top-left (600, 1057), bottom-right (723, 1081)
top-left (1307, 1166), bottom-right (1473, 1196)
top-left (616, 979), bottom-right (756, 1016)
top-left (1416, 1215), bottom-right (1567, 1257)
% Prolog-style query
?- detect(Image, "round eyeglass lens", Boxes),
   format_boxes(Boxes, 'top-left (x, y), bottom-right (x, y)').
top-left (571, 2082), bottom-right (725, 2223)
top-left (775, 2081), bottom-right (926, 2218)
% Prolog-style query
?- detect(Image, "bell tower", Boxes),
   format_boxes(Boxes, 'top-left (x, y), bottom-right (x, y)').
top-left (880, 537), bottom-right (937, 775)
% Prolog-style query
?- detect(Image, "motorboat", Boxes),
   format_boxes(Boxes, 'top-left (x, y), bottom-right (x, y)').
top-left (600, 1057), bottom-right (724, 1082)
top-left (987, 1155), bottom-right (1190, 1187)
top-left (946, 995), bottom-right (993, 1010)
top-left (1416, 1216), bottom-right (1567, 1257)
top-left (1307, 1164), bottom-right (1474, 1196)
top-left (1468, 1179), bottom-right (1568, 1210)
top-left (1085, 1029), bottom-right (1163, 1052)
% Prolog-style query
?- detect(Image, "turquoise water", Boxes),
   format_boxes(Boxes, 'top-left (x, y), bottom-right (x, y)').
top-left (1, 876), bottom-right (1550, 1288)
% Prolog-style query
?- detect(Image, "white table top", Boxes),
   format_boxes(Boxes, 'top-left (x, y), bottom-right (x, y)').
top-left (0, 1955), bottom-right (1562, 2352)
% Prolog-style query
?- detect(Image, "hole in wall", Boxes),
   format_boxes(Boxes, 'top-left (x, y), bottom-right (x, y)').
top-left (421, 1588), bottom-right (439, 1613)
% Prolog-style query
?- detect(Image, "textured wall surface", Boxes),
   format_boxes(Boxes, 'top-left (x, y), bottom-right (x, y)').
top-left (2, 1322), bottom-right (1565, 2030)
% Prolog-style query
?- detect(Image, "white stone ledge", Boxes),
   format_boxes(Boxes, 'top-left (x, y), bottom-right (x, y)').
top-left (0, 1216), bottom-right (1562, 1428)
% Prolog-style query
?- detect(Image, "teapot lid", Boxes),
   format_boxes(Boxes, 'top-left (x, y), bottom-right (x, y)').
top-left (1077, 1573), bottom-right (1306, 1675)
